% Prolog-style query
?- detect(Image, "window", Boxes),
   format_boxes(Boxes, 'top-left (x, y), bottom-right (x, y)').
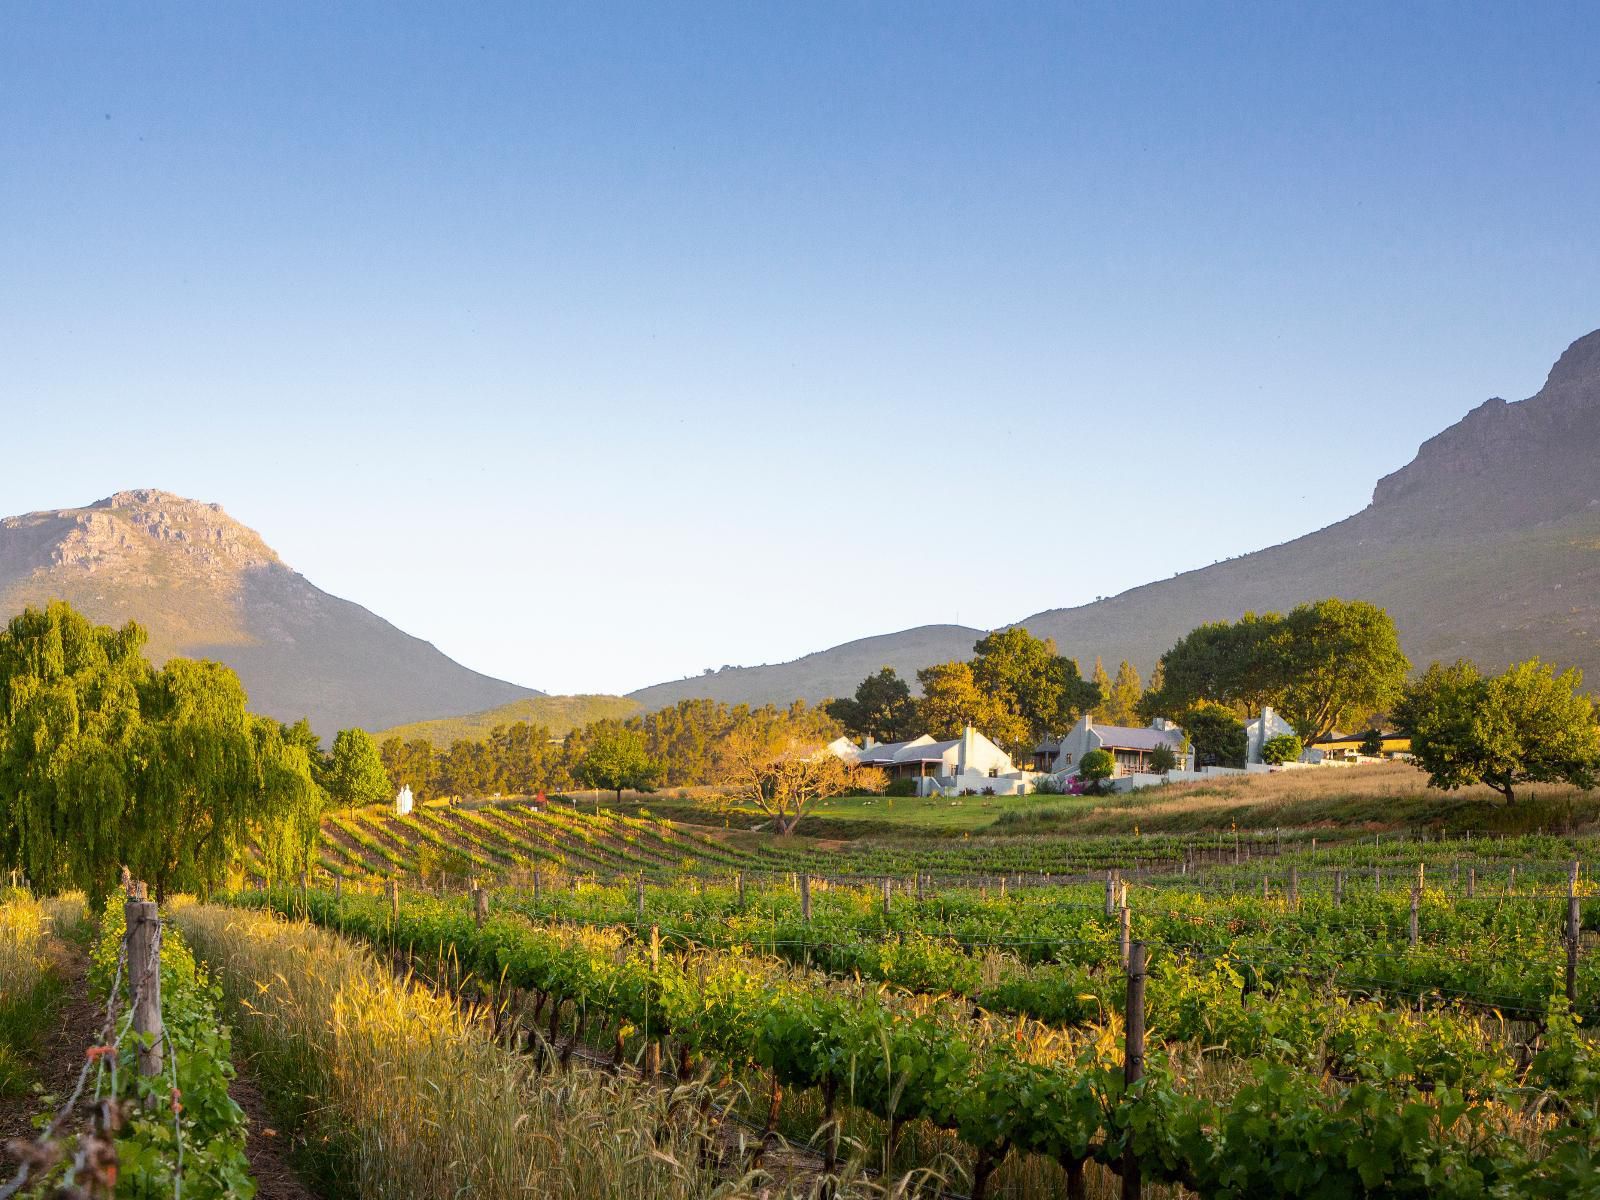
top-left (989, 767), bottom-right (999, 778)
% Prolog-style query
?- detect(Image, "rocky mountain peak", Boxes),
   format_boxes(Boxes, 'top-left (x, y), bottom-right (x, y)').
top-left (1544, 327), bottom-right (1600, 391)
top-left (1367, 327), bottom-right (1600, 524)
top-left (48, 488), bottom-right (282, 575)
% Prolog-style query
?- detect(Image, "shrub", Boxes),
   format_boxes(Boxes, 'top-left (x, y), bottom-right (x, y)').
top-left (980, 786), bottom-right (996, 796)
top-left (1261, 734), bottom-right (1304, 765)
top-left (1149, 744), bottom-right (1178, 775)
top-left (884, 778), bottom-right (918, 798)
top-left (1078, 748), bottom-right (1116, 792)
top-left (1359, 729), bottom-right (1384, 756)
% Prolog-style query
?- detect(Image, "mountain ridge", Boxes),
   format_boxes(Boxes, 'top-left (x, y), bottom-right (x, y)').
top-left (0, 489), bottom-right (540, 737)
top-left (629, 327), bottom-right (1600, 710)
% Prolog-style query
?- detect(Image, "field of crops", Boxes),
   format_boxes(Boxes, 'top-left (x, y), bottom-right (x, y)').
top-left (223, 854), bottom-right (1600, 1200)
top-left (280, 797), bottom-right (1329, 889)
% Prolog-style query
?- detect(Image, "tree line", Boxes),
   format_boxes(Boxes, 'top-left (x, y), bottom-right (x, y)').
top-left (826, 628), bottom-right (1100, 759)
top-left (375, 696), bottom-right (841, 803)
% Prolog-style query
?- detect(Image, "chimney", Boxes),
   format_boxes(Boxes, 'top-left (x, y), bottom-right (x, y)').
top-left (863, 735), bottom-right (877, 750)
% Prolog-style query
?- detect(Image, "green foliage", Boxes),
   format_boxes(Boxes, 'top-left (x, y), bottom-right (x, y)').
top-left (1102, 660), bottom-right (1144, 726)
top-left (1274, 597), bottom-right (1410, 745)
top-left (1260, 733), bottom-right (1304, 765)
top-left (1395, 658), bottom-right (1600, 804)
top-left (1142, 612), bottom-right (1283, 717)
top-left (884, 778), bottom-right (918, 797)
top-left (0, 602), bottom-right (320, 901)
top-left (88, 899), bottom-right (253, 1199)
top-left (576, 724), bottom-right (659, 799)
top-left (326, 728), bottom-right (390, 811)
top-left (1078, 748), bottom-right (1115, 790)
top-left (1181, 701), bottom-right (1247, 769)
top-left (825, 667), bottom-right (919, 743)
top-left (919, 628), bottom-right (1097, 759)
top-left (1148, 744), bottom-right (1178, 775)
top-left (1360, 728), bottom-right (1385, 756)
top-left (1143, 600), bottom-right (1409, 747)
top-left (237, 881), bottom-right (1600, 1200)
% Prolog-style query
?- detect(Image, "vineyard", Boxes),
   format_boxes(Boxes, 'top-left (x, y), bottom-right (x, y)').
top-left (217, 854), bottom-right (1600, 1200)
top-left (280, 797), bottom-right (1325, 887)
top-left (5, 798), bottom-right (1600, 1198)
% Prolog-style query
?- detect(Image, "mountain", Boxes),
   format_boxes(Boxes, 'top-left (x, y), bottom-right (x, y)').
top-left (630, 328), bottom-right (1600, 709)
top-left (0, 489), bottom-right (539, 736)
top-left (374, 694), bottom-right (640, 747)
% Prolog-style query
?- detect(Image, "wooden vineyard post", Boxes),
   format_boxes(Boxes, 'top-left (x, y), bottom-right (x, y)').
top-left (1374, 865), bottom-right (1382, 891)
top-left (533, 870), bottom-right (542, 903)
top-left (389, 878), bottom-right (400, 923)
top-left (1118, 904), bottom-right (1131, 970)
top-left (1453, 860), bottom-right (1460, 890)
top-left (1121, 941), bottom-right (1147, 1200)
top-left (1568, 862), bottom-right (1582, 1004)
top-left (1409, 884), bottom-right (1420, 950)
top-left (1467, 867), bottom-right (1476, 898)
top-left (125, 894), bottom-right (163, 1083)
top-left (1508, 866), bottom-right (1516, 894)
top-left (1311, 836), bottom-right (1318, 856)
top-left (882, 877), bottom-right (892, 915)
top-left (800, 873), bottom-right (812, 924)
top-left (1276, 827), bottom-right (1282, 855)
top-left (1234, 829), bottom-right (1241, 865)
top-left (1262, 874), bottom-right (1269, 901)
top-left (1288, 866), bottom-right (1298, 906)
top-left (636, 875), bottom-right (646, 921)
top-left (1334, 869), bottom-right (1344, 907)
top-left (475, 886), bottom-right (489, 929)
top-left (646, 924), bottom-right (661, 1079)
top-left (1104, 871), bottom-right (1116, 918)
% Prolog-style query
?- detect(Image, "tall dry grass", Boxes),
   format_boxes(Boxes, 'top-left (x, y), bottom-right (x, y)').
top-left (173, 903), bottom-right (861, 1200)
top-left (0, 889), bottom-right (82, 1092)
top-left (1000, 761), bottom-right (1600, 837)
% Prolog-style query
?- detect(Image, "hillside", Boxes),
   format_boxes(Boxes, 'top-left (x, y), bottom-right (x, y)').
top-left (0, 489), bottom-right (540, 736)
top-left (630, 327), bottom-right (1600, 709)
top-left (374, 694), bottom-right (640, 747)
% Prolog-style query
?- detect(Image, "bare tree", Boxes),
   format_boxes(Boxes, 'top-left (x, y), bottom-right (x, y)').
top-left (714, 723), bottom-right (853, 835)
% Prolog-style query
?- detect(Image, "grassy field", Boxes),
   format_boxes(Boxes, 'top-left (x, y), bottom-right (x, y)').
top-left (620, 762), bottom-right (1600, 842)
top-left (993, 762), bottom-right (1600, 839)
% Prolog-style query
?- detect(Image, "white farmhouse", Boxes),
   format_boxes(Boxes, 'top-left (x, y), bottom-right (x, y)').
top-left (1244, 706), bottom-right (1316, 764)
top-left (1052, 714), bottom-right (1194, 778)
top-left (834, 728), bottom-right (1035, 795)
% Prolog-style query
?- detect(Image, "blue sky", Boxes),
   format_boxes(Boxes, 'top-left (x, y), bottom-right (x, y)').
top-left (2, 3), bottom-right (1597, 695)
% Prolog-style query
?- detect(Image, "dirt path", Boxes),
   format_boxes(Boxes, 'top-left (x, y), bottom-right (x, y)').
top-left (228, 1057), bottom-right (320, 1200)
top-left (0, 937), bottom-right (99, 1159)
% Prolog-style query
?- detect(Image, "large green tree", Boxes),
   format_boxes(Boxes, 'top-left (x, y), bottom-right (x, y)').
top-left (1394, 659), bottom-right (1600, 804)
top-left (0, 602), bottom-right (320, 901)
top-left (575, 724), bottom-right (659, 801)
top-left (957, 628), bottom-right (1098, 756)
top-left (1102, 660), bottom-right (1144, 726)
top-left (916, 661), bottom-right (1022, 748)
top-left (1273, 598), bottom-right (1409, 745)
top-left (826, 667), bottom-right (919, 744)
top-left (1181, 701), bottom-right (1247, 769)
top-left (326, 728), bottom-right (391, 812)
top-left (1142, 613), bottom-right (1285, 718)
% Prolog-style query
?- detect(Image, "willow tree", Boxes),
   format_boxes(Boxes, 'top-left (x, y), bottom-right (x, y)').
top-left (0, 602), bottom-right (149, 897)
top-left (0, 601), bottom-right (321, 901)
